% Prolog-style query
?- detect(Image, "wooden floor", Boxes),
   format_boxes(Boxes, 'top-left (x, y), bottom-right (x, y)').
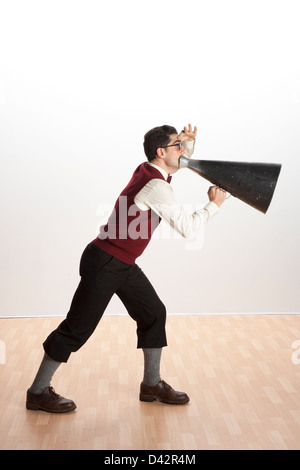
top-left (0, 314), bottom-right (299, 450)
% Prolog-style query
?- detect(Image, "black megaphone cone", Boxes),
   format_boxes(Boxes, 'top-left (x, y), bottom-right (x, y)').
top-left (179, 156), bottom-right (281, 214)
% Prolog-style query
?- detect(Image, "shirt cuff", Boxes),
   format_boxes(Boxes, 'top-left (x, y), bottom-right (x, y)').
top-left (204, 201), bottom-right (219, 219)
top-left (183, 140), bottom-right (195, 149)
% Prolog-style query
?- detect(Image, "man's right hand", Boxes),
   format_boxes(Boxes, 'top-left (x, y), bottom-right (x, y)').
top-left (208, 186), bottom-right (227, 207)
top-left (178, 123), bottom-right (197, 142)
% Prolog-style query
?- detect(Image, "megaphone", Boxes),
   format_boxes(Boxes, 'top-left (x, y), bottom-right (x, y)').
top-left (179, 156), bottom-right (281, 214)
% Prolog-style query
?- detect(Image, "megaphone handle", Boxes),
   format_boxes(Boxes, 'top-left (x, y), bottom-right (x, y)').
top-left (216, 186), bottom-right (231, 199)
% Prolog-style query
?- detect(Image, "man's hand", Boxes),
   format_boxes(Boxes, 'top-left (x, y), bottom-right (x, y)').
top-left (178, 123), bottom-right (197, 142)
top-left (208, 186), bottom-right (227, 207)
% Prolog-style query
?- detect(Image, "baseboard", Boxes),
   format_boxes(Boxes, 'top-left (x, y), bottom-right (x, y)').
top-left (0, 311), bottom-right (299, 319)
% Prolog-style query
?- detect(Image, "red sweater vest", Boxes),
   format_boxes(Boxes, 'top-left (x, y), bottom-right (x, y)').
top-left (93, 162), bottom-right (172, 264)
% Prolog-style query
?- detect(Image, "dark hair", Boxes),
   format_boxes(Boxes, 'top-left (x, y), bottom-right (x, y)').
top-left (143, 125), bottom-right (178, 162)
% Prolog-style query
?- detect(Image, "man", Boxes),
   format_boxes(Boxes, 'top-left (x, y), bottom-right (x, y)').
top-left (26, 124), bottom-right (226, 413)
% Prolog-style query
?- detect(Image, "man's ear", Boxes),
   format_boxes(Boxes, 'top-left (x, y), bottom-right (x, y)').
top-left (156, 147), bottom-right (164, 159)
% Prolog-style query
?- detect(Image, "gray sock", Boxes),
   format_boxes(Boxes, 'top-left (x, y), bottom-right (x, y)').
top-left (28, 352), bottom-right (62, 394)
top-left (142, 348), bottom-right (162, 386)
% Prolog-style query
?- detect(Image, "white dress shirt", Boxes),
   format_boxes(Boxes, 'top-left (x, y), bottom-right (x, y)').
top-left (134, 140), bottom-right (219, 239)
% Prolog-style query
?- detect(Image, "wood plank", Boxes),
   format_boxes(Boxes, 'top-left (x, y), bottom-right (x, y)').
top-left (0, 314), bottom-right (299, 450)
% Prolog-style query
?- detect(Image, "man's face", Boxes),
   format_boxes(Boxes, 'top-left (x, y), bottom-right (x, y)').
top-left (161, 134), bottom-right (186, 171)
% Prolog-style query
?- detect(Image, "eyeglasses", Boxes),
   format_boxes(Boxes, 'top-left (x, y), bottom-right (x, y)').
top-left (161, 142), bottom-right (182, 150)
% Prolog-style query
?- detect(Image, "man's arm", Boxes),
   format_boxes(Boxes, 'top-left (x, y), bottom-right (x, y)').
top-left (135, 179), bottom-right (225, 239)
top-left (179, 123), bottom-right (197, 159)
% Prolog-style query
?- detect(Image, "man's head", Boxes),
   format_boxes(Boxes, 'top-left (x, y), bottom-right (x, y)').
top-left (143, 125), bottom-right (186, 173)
top-left (143, 125), bottom-right (178, 162)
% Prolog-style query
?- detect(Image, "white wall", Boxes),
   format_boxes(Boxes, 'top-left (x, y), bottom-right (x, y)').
top-left (0, 0), bottom-right (299, 317)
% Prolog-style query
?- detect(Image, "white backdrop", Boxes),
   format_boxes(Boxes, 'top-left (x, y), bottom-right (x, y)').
top-left (0, 0), bottom-right (299, 317)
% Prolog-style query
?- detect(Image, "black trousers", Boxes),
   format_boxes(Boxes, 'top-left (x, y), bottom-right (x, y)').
top-left (43, 242), bottom-right (167, 362)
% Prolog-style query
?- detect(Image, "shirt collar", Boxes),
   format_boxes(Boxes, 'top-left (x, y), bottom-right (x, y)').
top-left (148, 162), bottom-right (169, 181)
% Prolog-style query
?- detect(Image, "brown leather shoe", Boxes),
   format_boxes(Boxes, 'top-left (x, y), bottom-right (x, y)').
top-left (26, 386), bottom-right (76, 413)
top-left (139, 380), bottom-right (189, 405)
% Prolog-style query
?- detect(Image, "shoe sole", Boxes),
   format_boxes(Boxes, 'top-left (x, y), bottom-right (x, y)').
top-left (139, 394), bottom-right (189, 405)
top-left (26, 403), bottom-right (77, 413)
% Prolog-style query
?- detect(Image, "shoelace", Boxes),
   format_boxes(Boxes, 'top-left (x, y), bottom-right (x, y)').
top-left (160, 380), bottom-right (173, 391)
top-left (48, 386), bottom-right (60, 398)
